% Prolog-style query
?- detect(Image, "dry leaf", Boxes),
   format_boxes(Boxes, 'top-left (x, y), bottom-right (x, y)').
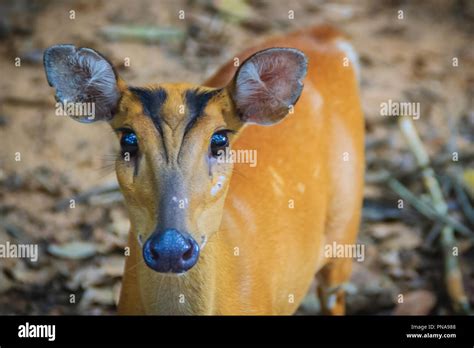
top-left (100, 256), bottom-right (125, 277)
top-left (393, 290), bottom-right (436, 315)
top-left (79, 286), bottom-right (115, 309)
top-left (67, 267), bottom-right (107, 290)
top-left (109, 209), bottom-right (130, 238)
top-left (375, 223), bottom-right (422, 250)
top-left (11, 262), bottom-right (57, 285)
top-left (48, 241), bottom-right (97, 260)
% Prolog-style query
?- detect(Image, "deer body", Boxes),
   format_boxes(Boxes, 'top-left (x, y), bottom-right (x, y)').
top-left (44, 26), bottom-right (364, 315)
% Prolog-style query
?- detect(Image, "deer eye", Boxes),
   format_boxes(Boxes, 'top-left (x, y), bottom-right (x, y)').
top-left (210, 131), bottom-right (229, 157)
top-left (120, 131), bottom-right (138, 156)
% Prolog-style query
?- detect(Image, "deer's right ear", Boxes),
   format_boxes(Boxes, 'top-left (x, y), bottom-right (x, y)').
top-left (43, 44), bottom-right (121, 123)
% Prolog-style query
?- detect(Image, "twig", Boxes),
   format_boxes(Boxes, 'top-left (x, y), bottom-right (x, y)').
top-left (100, 25), bottom-right (185, 43)
top-left (4, 96), bottom-right (54, 108)
top-left (398, 117), bottom-right (471, 314)
top-left (362, 198), bottom-right (404, 222)
top-left (365, 149), bottom-right (474, 184)
top-left (387, 177), bottom-right (473, 240)
top-left (452, 174), bottom-right (474, 227)
top-left (423, 222), bottom-right (443, 250)
top-left (89, 191), bottom-right (124, 206)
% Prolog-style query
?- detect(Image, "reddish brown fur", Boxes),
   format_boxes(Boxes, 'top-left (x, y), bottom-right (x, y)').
top-left (117, 26), bottom-right (364, 315)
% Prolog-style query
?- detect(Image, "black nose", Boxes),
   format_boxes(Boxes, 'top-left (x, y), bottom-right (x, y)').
top-left (142, 229), bottom-right (200, 273)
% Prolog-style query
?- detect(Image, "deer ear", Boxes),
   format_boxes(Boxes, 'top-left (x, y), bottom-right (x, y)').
top-left (43, 44), bottom-right (120, 123)
top-left (228, 47), bottom-right (307, 125)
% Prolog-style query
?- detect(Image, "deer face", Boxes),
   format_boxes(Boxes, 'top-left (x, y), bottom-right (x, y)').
top-left (44, 45), bottom-right (307, 274)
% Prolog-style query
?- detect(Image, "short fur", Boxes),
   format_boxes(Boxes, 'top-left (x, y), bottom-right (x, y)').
top-left (43, 25), bottom-right (364, 315)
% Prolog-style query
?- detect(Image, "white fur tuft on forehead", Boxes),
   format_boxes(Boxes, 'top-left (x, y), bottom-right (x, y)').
top-left (232, 47), bottom-right (307, 125)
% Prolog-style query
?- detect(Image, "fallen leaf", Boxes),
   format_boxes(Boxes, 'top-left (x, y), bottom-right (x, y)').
top-left (379, 250), bottom-right (401, 268)
top-left (375, 223), bottom-right (422, 250)
top-left (393, 290), bottom-right (437, 315)
top-left (48, 241), bottom-right (97, 260)
top-left (79, 286), bottom-right (115, 308)
top-left (67, 267), bottom-right (107, 290)
top-left (109, 209), bottom-right (130, 238)
top-left (100, 256), bottom-right (125, 277)
top-left (67, 257), bottom-right (125, 290)
top-left (11, 262), bottom-right (57, 285)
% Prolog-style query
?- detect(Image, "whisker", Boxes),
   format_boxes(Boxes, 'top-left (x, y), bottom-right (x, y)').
top-left (93, 153), bottom-right (118, 176)
top-left (123, 256), bottom-right (146, 273)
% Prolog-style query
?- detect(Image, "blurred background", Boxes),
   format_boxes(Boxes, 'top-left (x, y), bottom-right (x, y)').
top-left (0, 0), bottom-right (473, 315)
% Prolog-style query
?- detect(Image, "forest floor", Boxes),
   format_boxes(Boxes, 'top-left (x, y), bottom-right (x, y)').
top-left (0, 0), bottom-right (473, 315)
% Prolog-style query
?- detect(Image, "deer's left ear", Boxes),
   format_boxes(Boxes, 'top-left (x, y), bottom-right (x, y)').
top-left (43, 44), bottom-right (121, 123)
top-left (228, 47), bottom-right (307, 126)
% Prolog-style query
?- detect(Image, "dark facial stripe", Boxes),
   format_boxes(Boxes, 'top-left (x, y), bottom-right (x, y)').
top-left (184, 88), bottom-right (221, 134)
top-left (129, 86), bottom-right (168, 160)
top-left (129, 87), bottom-right (167, 127)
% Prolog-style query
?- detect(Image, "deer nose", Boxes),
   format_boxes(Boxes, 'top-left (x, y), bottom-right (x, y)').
top-left (142, 229), bottom-right (200, 273)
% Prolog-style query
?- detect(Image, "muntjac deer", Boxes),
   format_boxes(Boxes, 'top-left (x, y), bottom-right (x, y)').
top-left (43, 25), bottom-right (364, 315)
